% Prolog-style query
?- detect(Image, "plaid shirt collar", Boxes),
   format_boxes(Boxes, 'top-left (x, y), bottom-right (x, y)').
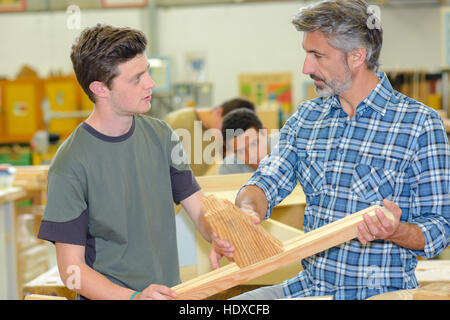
top-left (326, 71), bottom-right (392, 117)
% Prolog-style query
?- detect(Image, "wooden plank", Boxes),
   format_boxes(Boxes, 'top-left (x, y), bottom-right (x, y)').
top-left (366, 288), bottom-right (416, 300)
top-left (24, 294), bottom-right (67, 300)
top-left (195, 173), bottom-right (252, 192)
top-left (415, 259), bottom-right (450, 285)
top-left (194, 172), bottom-right (306, 208)
top-left (203, 188), bottom-right (305, 208)
top-left (202, 195), bottom-right (283, 268)
top-left (193, 173), bottom-right (306, 232)
top-left (0, 187), bottom-right (26, 205)
top-left (13, 165), bottom-right (48, 193)
top-left (280, 295), bottom-right (333, 300)
top-left (194, 218), bottom-right (303, 283)
top-left (413, 282), bottom-right (450, 300)
top-left (22, 265), bottom-right (76, 300)
top-left (367, 282), bottom-right (450, 300)
top-left (437, 110), bottom-right (450, 133)
top-left (173, 205), bottom-right (394, 299)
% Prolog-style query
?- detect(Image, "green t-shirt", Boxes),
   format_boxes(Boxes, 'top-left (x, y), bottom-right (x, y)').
top-left (38, 115), bottom-right (200, 298)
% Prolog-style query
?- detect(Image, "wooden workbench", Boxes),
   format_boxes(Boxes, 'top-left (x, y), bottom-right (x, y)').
top-left (22, 265), bottom-right (76, 300)
top-left (367, 259), bottom-right (450, 300)
top-left (415, 259), bottom-right (450, 286)
top-left (194, 173), bottom-right (306, 230)
top-left (0, 187), bottom-right (26, 206)
top-left (13, 165), bottom-right (49, 223)
top-left (0, 187), bottom-right (26, 299)
top-left (437, 110), bottom-right (450, 133)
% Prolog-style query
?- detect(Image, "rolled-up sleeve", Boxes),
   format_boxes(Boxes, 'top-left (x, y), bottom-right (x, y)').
top-left (409, 114), bottom-right (450, 258)
top-left (242, 111), bottom-right (301, 219)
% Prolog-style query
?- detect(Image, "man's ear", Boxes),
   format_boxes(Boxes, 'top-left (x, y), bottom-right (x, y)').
top-left (89, 81), bottom-right (109, 100)
top-left (347, 47), bottom-right (367, 70)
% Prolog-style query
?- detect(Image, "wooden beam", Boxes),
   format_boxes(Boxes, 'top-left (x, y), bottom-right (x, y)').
top-left (194, 173), bottom-right (306, 208)
top-left (172, 205), bottom-right (394, 300)
top-left (24, 294), bottom-right (67, 300)
top-left (367, 282), bottom-right (450, 300)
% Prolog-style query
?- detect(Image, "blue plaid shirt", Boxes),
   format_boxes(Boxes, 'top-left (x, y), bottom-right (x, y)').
top-left (244, 72), bottom-right (450, 300)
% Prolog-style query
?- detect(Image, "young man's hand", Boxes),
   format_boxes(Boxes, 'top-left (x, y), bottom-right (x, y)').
top-left (208, 201), bottom-right (263, 269)
top-left (209, 231), bottom-right (235, 270)
top-left (135, 284), bottom-right (178, 300)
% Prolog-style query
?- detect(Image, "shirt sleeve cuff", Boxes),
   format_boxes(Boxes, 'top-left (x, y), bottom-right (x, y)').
top-left (37, 209), bottom-right (89, 246)
top-left (409, 216), bottom-right (449, 259)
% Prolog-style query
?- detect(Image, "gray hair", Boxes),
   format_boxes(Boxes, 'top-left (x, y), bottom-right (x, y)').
top-left (292, 0), bottom-right (382, 71)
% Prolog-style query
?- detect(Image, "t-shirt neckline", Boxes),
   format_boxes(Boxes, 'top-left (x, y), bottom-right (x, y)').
top-left (81, 116), bottom-right (135, 143)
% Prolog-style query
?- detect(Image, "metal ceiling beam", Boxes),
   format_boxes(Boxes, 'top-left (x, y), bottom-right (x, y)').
top-left (8, 0), bottom-right (450, 11)
top-left (371, 0), bottom-right (445, 6)
top-left (156, 0), bottom-right (447, 8)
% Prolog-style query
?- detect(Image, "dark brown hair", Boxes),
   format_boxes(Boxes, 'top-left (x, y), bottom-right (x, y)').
top-left (219, 97), bottom-right (255, 118)
top-left (70, 24), bottom-right (147, 102)
top-left (221, 108), bottom-right (263, 144)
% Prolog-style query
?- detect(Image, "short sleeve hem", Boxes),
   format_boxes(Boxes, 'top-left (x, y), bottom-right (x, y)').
top-left (38, 209), bottom-right (89, 246)
top-left (170, 167), bottom-right (201, 204)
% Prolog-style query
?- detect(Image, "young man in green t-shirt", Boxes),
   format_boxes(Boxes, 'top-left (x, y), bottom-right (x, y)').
top-left (38, 24), bottom-right (233, 300)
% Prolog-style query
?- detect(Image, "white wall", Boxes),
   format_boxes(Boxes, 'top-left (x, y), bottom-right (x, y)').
top-left (0, 8), bottom-right (145, 79)
top-left (157, 2), bottom-right (442, 108)
top-left (157, 2), bottom-right (307, 108)
top-left (380, 6), bottom-right (441, 72)
top-left (0, 3), bottom-right (443, 109)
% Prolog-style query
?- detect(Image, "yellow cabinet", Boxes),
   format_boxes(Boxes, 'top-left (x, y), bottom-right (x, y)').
top-left (44, 76), bottom-right (80, 139)
top-left (80, 87), bottom-right (94, 112)
top-left (0, 74), bottom-right (92, 145)
top-left (0, 79), bottom-right (44, 143)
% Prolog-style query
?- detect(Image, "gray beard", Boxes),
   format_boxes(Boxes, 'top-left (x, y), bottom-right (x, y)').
top-left (314, 73), bottom-right (353, 97)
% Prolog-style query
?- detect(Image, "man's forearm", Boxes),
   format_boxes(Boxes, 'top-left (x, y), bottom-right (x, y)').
top-left (388, 222), bottom-right (425, 251)
top-left (181, 190), bottom-right (213, 242)
top-left (59, 261), bottom-right (134, 300)
top-left (235, 185), bottom-right (268, 221)
top-left (56, 243), bottom-right (135, 300)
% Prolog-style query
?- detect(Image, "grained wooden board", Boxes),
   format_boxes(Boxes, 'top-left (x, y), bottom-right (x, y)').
top-left (367, 282), bottom-right (450, 300)
top-left (202, 195), bottom-right (283, 268)
top-left (173, 204), bottom-right (394, 299)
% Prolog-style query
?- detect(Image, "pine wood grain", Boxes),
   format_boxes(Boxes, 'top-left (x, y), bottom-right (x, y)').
top-left (202, 195), bottom-right (283, 268)
top-left (173, 204), bottom-right (394, 299)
